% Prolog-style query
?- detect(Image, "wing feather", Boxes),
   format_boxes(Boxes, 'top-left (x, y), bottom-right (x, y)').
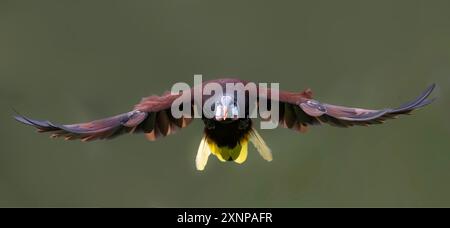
top-left (15, 91), bottom-right (194, 141)
top-left (272, 84), bottom-right (435, 130)
top-left (15, 110), bottom-right (148, 141)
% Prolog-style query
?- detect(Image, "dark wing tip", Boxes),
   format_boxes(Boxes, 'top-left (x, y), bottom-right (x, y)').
top-left (14, 111), bottom-right (151, 141)
top-left (14, 114), bottom-right (59, 132)
top-left (391, 83), bottom-right (437, 114)
top-left (14, 115), bottom-right (32, 125)
top-left (316, 83), bottom-right (437, 125)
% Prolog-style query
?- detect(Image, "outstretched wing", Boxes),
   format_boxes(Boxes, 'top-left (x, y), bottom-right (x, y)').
top-left (274, 84), bottom-right (435, 131)
top-left (15, 92), bottom-right (193, 142)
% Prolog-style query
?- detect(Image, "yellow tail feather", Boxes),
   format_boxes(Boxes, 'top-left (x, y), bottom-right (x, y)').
top-left (207, 138), bottom-right (248, 164)
top-left (233, 140), bottom-right (248, 164)
top-left (195, 135), bottom-right (212, 171)
top-left (249, 128), bottom-right (273, 162)
top-left (196, 128), bottom-right (271, 170)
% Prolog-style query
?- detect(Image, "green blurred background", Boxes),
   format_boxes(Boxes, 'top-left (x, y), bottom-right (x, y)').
top-left (1, 0), bottom-right (449, 207)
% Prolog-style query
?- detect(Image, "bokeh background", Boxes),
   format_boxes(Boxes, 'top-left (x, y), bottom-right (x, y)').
top-left (1, 0), bottom-right (449, 207)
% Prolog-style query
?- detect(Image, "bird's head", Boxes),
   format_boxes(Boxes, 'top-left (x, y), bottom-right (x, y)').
top-left (215, 95), bottom-right (239, 121)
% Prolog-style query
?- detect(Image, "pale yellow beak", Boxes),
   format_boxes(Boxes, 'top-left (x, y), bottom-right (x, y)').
top-left (223, 106), bottom-right (228, 120)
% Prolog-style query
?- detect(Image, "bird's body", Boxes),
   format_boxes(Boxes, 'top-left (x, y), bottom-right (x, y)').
top-left (203, 118), bottom-right (251, 149)
top-left (15, 78), bottom-right (436, 171)
top-left (202, 118), bottom-right (252, 163)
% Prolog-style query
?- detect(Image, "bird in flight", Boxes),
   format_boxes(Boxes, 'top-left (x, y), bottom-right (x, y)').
top-left (15, 79), bottom-right (436, 171)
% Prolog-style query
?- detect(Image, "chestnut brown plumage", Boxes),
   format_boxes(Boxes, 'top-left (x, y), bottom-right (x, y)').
top-left (14, 79), bottom-right (436, 170)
